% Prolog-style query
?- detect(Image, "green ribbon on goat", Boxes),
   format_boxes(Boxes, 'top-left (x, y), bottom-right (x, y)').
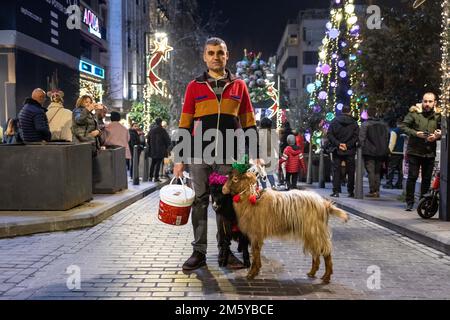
top-left (232, 155), bottom-right (251, 174)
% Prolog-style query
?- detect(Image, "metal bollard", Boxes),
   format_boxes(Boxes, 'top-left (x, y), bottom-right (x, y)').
top-left (143, 146), bottom-right (149, 182)
top-left (318, 148), bottom-right (325, 188)
top-left (306, 143), bottom-right (313, 184)
top-left (133, 145), bottom-right (140, 185)
top-left (355, 147), bottom-right (364, 199)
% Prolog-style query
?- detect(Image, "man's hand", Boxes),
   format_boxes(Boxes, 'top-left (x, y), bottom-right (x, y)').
top-left (339, 143), bottom-right (347, 151)
top-left (173, 163), bottom-right (184, 178)
top-left (416, 131), bottom-right (428, 139)
top-left (90, 130), bottom-right (101, 137)
top-left (427, 134), bottom-right (437, 143)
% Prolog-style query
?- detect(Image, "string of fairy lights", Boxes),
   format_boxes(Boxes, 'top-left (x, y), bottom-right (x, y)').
top-left (307, 0), bottom-right (363, 147)
top-left (441, 0), bottom-right (450, 116)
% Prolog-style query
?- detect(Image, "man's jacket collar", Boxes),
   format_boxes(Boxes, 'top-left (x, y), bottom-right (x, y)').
top-left (195, 69), bottom-right (237, 83)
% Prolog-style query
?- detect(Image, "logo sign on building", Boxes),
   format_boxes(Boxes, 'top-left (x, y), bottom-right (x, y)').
top-left (82, 7), bottom-right (101, 39)
top-left (79, 60), bottom-right (105, 79)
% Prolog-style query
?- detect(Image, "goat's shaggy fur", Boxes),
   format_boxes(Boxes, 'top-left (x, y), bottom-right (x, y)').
top-left (222, 170), bottom-right (349, 283)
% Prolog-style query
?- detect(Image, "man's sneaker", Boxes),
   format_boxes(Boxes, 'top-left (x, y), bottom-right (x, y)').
top-left (154, 178), bottom-right (162, 183)
top-left (218, 247), bottom-right (230, 267)
top-left (330, 192), bottom-right (339, 198)
top-left (182, 251), bottom-right (206, 270)
top-left (405, 203), bottom-right (414, 211)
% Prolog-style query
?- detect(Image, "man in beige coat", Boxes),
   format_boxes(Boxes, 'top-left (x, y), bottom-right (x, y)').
top-left (46, 90), bottom-right (73, 142)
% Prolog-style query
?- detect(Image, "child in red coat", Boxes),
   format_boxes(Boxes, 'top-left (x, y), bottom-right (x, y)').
top-left (279, 134), bottom-right (306, 190)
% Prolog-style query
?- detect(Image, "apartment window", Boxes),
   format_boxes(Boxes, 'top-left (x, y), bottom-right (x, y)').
top-left (80, 39), bottom-right (91, 59)
top-left (288, 34), bottom-right (298, 46)
top-left (282, 56), bottom-right (298, 73)
top-left (303, 74), bottom-right (315, 88)
top-left (289, 79), bottom-right (297, 89)
top-left (303, 51), bottom-right (318, 65)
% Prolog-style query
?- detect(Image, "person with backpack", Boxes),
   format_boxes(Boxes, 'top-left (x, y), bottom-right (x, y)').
top-left (359, 107), bottom-right (390, 198)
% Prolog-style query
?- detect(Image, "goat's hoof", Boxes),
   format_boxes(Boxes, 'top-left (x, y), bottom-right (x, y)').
top-left (246, 270), bottom-right (258, 280)
top-left (321, 275), bottom-right (331, 284)
top-left (307, 272), bottom-right (317, 278)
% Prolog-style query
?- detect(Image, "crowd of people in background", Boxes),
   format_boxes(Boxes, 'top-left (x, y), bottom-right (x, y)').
top-left (0, 88), bottom-right (173, 181)
top-left (0, 87), bottom-right (442, 212)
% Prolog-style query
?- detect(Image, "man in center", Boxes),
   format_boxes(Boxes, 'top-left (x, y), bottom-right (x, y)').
top-left (173, 37), bottom-right (260, 270)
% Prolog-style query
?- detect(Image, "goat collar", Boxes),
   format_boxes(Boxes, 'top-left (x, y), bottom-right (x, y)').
top-left (233, 183), bottom-right (261, 205)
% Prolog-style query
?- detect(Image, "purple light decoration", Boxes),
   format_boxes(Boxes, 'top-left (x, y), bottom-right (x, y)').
top-left (336, 103), bottom-right (344, 111)
top-left (323, 123), bottom-right (330, 131)
top-left (361, 110), bottom-right (369, 120)
top-left (332, 53), bottom-right (338, 59)
top-left (330, 82), bottom-right (336, 87)
top-left (341, 42), bottom-right (347, 48)
top-left (335, 0), bottom-right (341, 3)
top-left (316, 66), bottom-right (321, 73)
top-left (313, 105), bottom-right (322, 113)
top-left (318, 91), bottom-right (328, 100)
top-left (347, 90), bottom-right (353, 96)
top-left (338, 60), bottom-right (346, 68)
top-left (305, 132), bottom-right (311, 143)
top-left (339, 71), bottom-right (347, 78)
top-left (321, 64), bottom-right (331, 75)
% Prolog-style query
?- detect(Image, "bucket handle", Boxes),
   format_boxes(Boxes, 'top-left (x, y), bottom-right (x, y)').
top-left (170, 177), bottom-right (189, 200)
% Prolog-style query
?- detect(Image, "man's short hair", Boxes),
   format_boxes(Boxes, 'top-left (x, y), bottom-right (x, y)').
top-left (342, 105), bottom-right (351, 114)
top-left (423, 92), bottom-right (437, 101)
top-left (204, 37), bottom-right (227, 51)
top-left (155, 118), bottom-right (163, 126)
top-left (367, 107), bottom-right (377, 118)
top-left (110, 111), bottom-right (121, 122)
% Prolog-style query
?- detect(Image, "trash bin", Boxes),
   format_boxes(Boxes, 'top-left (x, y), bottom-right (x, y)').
top-left (93, 146), bottom-right (128, 194)
top-left (0, 143), bottom-right (92, 210)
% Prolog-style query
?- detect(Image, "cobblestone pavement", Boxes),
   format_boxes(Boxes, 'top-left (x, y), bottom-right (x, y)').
top-left (1, 191), bottom-right (450, 300)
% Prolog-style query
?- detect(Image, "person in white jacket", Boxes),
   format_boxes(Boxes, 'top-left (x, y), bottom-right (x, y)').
top-left (46, 90), bottom-right (73, 142)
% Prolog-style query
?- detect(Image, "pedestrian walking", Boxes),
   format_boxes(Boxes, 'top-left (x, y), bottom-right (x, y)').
top-left (279, 134), bottom-right (306, 190)
top-left (147, 118), bottom-right (171, 182)
top-left (104, 112), bottom-right (131, 167)
top-left (327, 105), bottom-right (359, 198)
top-left (384, 118), bottom-right (406, 190)
top-left (399, 92), bottom-right (441, 211)
top-left (359, 107), bottom-right (390, 198)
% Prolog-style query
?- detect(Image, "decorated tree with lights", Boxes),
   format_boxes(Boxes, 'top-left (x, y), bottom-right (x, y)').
top-left (306, 0), bottom-right (365, 148)
top-left (236, 51), bottom-right (286, 125)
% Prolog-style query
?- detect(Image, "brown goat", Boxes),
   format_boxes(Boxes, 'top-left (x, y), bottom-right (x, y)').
top-left (222, 169), bottom-right (349, 283)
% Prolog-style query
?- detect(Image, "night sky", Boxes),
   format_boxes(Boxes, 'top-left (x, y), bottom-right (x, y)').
top-left (196, 0), bottom-right (406, 68)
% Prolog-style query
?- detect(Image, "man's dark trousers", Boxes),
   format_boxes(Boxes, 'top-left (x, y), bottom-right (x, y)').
top-left (188, 164), bottom-right (232, 255)
top-left (332, 154), bottom-right (355, 194)
top-left (405, 154), bottom-right (435, 205)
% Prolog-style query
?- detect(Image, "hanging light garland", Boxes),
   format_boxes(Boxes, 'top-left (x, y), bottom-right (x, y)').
top-left (441, 0), bottom-right (450, 116)
top-left (306, 0), bottom-right (364, 149)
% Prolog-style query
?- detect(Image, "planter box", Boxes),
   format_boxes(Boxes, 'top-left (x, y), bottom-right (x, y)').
top-left (0, 143), bottom-right (92, 210)
top-left (93, 146), bottom-right (128, 194)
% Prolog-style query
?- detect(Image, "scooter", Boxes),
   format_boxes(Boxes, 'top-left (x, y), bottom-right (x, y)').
top-left (417, 171), bottom-right (440, 219)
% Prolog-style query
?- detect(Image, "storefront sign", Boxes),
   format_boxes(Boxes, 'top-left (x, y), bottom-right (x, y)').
top-left (82, 7), bottom-right (101, 39)
top-left (79, 60), bottom-right (104, 79)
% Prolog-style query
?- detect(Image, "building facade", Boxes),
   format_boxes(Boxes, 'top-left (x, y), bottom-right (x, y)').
top-left (0, 0), bottom-right (81, 125)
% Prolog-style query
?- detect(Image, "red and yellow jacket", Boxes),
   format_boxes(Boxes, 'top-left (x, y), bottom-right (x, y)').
top-left (178, 71), bottom-right (258, 161)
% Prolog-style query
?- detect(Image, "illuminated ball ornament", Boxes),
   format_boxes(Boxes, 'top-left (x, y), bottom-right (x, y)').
top-left (326, 112), bottom-right (335, 122)
top-left (339, 71), bottom-right (347, 78)
top-left (319, 51), bottom-right (327, 60)
top-left (321, 64), bottom-right (331, 75)
top-left (326, 22), bottom-right (332, 30)
top-left (336, 103), bottom-right (344, 111)
top-left (345, 4), bottom-right (355, 14)
top-left (350, 54), bottom-right (357, 61)
top-left (341, 42), bottom-right (347, 48)
top-left (318, 91), bottom-right (328, 100)
top-left (347, 90), bottom-right (353, 96)
top-left (316, 66), bottom-right (322, 73)
top-left (315, 80), bottom-right (322, 87)
top-left (329, 28), bottom-right (340, 39)
top-left (361, 110), bottom-right (369, 121)
top-left (313, 105), bottom-right (322, 113)
top-left (347, 16), bottom-right (358, 25)
top-left (313, 130), bottom-right (323, 138)
top-left (306, 83), bottom-right (316, 93)
top-left (338, 60), bottom-right (346, 68)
